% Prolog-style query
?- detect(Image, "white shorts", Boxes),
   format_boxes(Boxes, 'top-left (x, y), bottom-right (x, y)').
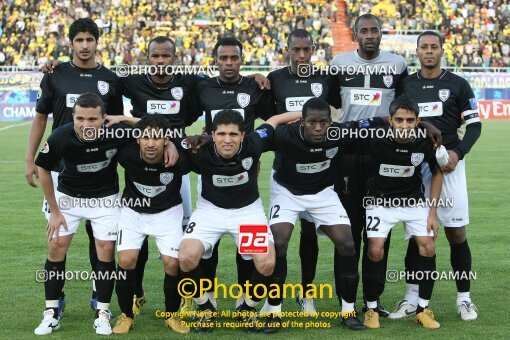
top-left (366, 205), bottom-right (434, 240)
top-left (182, 197), bottom-right (273, 260)
top-left (42, 171), bottom-right (59, 219)
top-left (422, 159), bottom-right (469, 227)
top-left (269, 180), bottom-right (351, 229)
top-left (269, 170), bottom-right (313, 223)
top-left (52, 191), bottom-right (119, 241)
top-left (180, 174), bottom-right (192, 225)
top-left (117, 205), bottom-right (184, 258)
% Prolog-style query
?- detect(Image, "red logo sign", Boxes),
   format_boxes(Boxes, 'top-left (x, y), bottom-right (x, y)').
top-left (238, 225), bottom-right (269, 254)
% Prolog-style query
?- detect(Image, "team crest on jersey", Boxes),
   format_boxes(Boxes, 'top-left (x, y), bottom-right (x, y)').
top-left (311, 83), bottom-right (323, 97)
top-left (242, 157), bottom-right (253, 170)
top-left (325, 147), bottom-right (338, 159)
top-left (383, 75), bottom-right (393, 88)
top-left (105, 148), bottom-right (117, 159)
top-left (40, 141), bottom-right (49, 153)
top-left (411, 153), bottom-right (424, 166)
top-left (171, 87), bottom-right (183, 100)
top-left (160, 172), bottom-right (174, 185)
top-left (438, 89), bottom-right (450, 102)
top-left (97, 81), bottom-right (109, 95)
top-left (237, 93), bottom-right (250, 108)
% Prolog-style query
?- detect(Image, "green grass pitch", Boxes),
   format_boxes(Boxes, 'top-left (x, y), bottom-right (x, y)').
top-left (0, 119), bottom-right (508, 339)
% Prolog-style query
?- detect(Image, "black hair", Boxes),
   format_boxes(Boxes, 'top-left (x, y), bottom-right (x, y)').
top-left (354, 14), bottom-right (382, 34)
top-left (417, 30), bottom-right (443, 48)
top-left (302, 97), bottom-right (331, 119)
top-left (69, 18), bottom-right (100, 42)
top-left (212, 109), bottom-right (244, 132)
top-left (287, 29), bottom-right (314, 47)
top-left (73, 93), bottom-right (105, 114)
top-left (389, 95), bottom-right (420, 117)
top-left (147, 36), bottom-right (176, 54)
top-left (135, 114), bottom-right (171, 135)
top-left (213, 37), bottom-right (243, 58)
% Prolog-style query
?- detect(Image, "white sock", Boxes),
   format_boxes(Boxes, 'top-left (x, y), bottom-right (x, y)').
top-left (45, 300), bottom-right (59, 309)
top-left (417, 298), bottom-right (429, 309)
top-left (367, 300), bottom-right (378, 309)
top-left (206, 292), bottom-right (217, 309)
top-left (341, 299), bottom-right (354, 313)
top-left (92, 279), bottom-right (96, 292)
top-left (236, 293), bottom-right (246, 308)
top-left (457, 292), bottom-right (471, 305)
top-left (404, 283), bottom-right (419, 305)
top-left (193, 295), bottom-right (208, 305)
top-left (97, 302), bottom-right (110, 311)
top-left (262, 302), bottom-right (282, 314)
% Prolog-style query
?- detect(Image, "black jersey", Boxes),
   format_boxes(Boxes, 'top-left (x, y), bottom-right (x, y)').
top-left (122, 73), bottom-right (206, 129)
top-left (180, 124), bottom-right (274, 208)
top-left (365, 127), bottom-right (438, 200)
top-left (272, 118), bottom-right (386, 195)
top-left (331, 51), bottom-right (408, 122)
top-left (117, 142), bottom-right (194, 213)
top-left (267, 66), bottom-right (340, 113)
top-left (36, 61), bottom-right (124, 130)
top-left (193, 76), bottom-right (276, 134)
top-left (35, 123), bottom-right (131, 198)
top-left (397, 70), bottom-right (481, 156)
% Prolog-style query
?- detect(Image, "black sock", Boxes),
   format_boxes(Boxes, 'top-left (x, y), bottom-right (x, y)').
top-left (236, 254), bottom-right (255, 287)
top-left (44, 259), bottom-right (66, 315)
top-left (450, 240), bottom-right (471, 293)
top-left (180, 266), bottom-right (203, 298)
top-left (95, 260), bottom-right (116, 307)
top-left (362, 257), bottom-right (384, 303)
top-left (405, 238), bottom-right (420, 285)
top-left (247, 267), bottom-right (272, 303)
top-left (115, 266), bottom-right (135, 318)
top-left (200, 242), bottom-right (219, 292)
top-left (134, 238), bottom-right (149, 297)
top-left (86, 221), bottom-right (98, 299)
top-left (418, 254), bottom-right (436, 303)
top-left (268, 256), bottom-right (287, 306)
top-left (334, 253), bottom-right (359, 305)
top-left (299, 220), bottom-right (319, 291)
top-left (164, 273), bottom-right (181, 314)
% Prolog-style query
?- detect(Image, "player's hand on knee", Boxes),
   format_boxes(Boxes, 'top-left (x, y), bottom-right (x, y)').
top-left (163, 141), bottom-right (179, 167)
top-left (47, 212), bottom-right (68, 243)
top-left (25, 160), bottom-right (39, 187)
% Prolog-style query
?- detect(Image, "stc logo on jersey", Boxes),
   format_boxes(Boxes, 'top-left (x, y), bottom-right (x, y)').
top-left (296, 160), bottom-right (331, 174)
top-left (379, 164), bottom-right (415, 177)
top-left (418, 102), bottom-right (443, 117)
top-left (213, 172), bottom-right (249, 187)
top-left (285, 96), bottom-right (313, 111)
top-left (147, 100), bottom-right (180, 114)
top-left (350, 90), bottom-right (382, 106)
top-left (66, 94), bottom-right (80, 108)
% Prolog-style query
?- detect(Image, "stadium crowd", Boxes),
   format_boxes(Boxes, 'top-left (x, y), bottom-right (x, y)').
top-left (0, 0), bottom-right (337, 68)
top-left (345, 0), bottom-right (510, 67)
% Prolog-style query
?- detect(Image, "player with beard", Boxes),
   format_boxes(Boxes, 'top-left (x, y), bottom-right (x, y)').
top-left (390, 31), bottom-right (481, 321)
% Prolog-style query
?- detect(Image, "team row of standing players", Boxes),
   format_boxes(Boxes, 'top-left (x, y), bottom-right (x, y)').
top-left (27, 14), bottom-right (481, 336)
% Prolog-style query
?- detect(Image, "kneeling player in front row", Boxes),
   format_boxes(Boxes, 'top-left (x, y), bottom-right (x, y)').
top-left (112, 115), bottom-right (192, 335)
top-left (177, 109), bottom-right (301, 333)
top-left (361, 95), bottom-right (442, 329)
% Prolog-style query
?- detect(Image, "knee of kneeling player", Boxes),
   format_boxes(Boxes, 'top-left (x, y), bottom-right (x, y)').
top-left (418, 241), bottom-right (435, 257)
top-left (255, 258), bottom-right (275, 277)
top-left (368, 246), bottom-right (384, 262)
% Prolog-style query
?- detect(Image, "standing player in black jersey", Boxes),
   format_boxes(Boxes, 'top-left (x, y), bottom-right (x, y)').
top-left (33, 94), bottom-right (128, 336)
top-left (191, 37), bottom-right (276, 309)
top-left (330, 13), bottom-right (408, 316)
top-left (390, 31), bottom-right (481, 321)
top-left (112, 115), bottom-right (192, 335)
top-left (177, 110), bottom-right (300, 333)
top-left (25, 18), bottom-right (123, 320)
top-left (359, 95), bottom-right (442, 329)
top-left (265, 29), bottom-right (340, 313)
